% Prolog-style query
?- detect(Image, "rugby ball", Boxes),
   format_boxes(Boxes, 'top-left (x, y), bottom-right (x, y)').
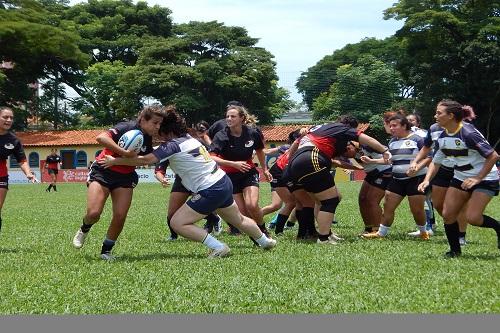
top-left (117, 129), bottom-right (144, 154)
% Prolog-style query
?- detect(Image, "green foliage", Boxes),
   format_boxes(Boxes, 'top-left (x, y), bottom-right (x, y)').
top-left (117, 21), bottom-right (282, 125)
top-left (384, 0), bottom-right (500, 145)
top-left (0, 182), bottom-right (499, 313)
top-left (296, 37), bottom-right (403, 110)
top-left (312, 56), bottom-right (402, 122)
top-left (0, 0), bottom-right (87, 127)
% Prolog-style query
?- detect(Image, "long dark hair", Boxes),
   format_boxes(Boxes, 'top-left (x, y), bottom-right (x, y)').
top-left (438, 99), bottom-right (476, 122)
top-left (160, 105), bottom-right (188, 137)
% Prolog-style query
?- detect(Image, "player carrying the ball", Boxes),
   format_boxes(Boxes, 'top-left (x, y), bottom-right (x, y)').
top-left (99, 108), bottom-right (277, 258)
top-left (72, 105), bottom-right (164, 260)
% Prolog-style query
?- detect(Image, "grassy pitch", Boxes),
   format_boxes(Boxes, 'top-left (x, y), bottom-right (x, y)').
top-left (0, 181), bottom-right (498, 314)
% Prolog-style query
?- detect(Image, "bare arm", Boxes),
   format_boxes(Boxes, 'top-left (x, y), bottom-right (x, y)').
top-left (99, 153), bottom-right (159, 168)
top-left (461, 151), bottom-right (499, 190)
top-left (358, 133), bottom-right (390, 161)
top-left (255, 149), bottom-right (272, 181)
top-left (418, 161), bottom-right (441, 193)
top-left (263, 147), bottom-right (280, 155)
top-left (19, 160), bottom-right (38, 183)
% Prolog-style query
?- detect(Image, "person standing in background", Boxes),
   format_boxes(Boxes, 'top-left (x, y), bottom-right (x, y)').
top-left (42, 148), bottom-right (61, 192)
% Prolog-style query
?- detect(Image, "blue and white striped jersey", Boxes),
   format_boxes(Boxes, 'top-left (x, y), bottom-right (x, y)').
top-left (423, 123), bottom-right (454, 169)
top-left (360, 144), bottom-right (392, 174)
top-left (433, 122), bottom-right (498, 182)
top-left (152, 135), bottom-right (226, 193)
top-left (389, 133), bottom-right (427, 179)
top-left (411, 126), bottom-right (428, 139)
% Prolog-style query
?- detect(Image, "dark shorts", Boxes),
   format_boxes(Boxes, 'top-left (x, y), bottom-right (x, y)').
top-left (0, 176), bottom-right (8, 189)
top-left (227, 168), bottom-right (260, 194)
top-left (450, 178), bottom-right (499, 197)
top-left (269, 164), bottom-right (287, 189)
top-left (186, 175), bottom-right (235, 215)
top-left (431, 166), bottom-right (454, 188)
top-left (364, 168), bottom-right (392, 191)
top-left (88, 164), bottom-right (138, 191)
top-left (47, 168), bottom-right (58, 176)
top-left (171, 175), bottom-right (191, 194)
top-left (387, 175), bottom-right (427, 197)
top-left (286, 147), bottom-right (334, 193)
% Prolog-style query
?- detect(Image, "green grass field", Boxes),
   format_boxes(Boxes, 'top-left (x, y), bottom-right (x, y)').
top-left (0, 181), bottom-right (498, 314)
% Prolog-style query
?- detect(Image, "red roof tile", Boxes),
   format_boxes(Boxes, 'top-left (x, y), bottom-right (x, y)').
top-left (16, 123), bottom-right (370, 147)
top-left (16, 130), bottom-right (104, 147)
top-left (261, 123), bottom-right (370, 142)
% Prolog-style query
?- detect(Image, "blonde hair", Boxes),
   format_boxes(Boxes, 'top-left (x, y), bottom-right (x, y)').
top-left (227, 105), bottom-right (258, 127)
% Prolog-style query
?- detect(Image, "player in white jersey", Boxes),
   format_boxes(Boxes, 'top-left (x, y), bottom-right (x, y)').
top-left (100, 109), bottom-right (276, 258)
top-left (407, 113), bottom-right (437, 237)
top-left (357, 111), bottom-right (394, 235)
top-left (418, 100), bottom-right (499, 258)
top-left (363, 114), bottom-right (431, 240)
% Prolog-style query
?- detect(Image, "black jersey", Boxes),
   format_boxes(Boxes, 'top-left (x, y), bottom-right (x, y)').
top-left (299, 123), bottom-right (360, 159)
top-left (45, 154), bottom-right (61, 169)
top-left (209, 125), bottom-right (264, 173)
top-left (95, 121), bottom-right (153, 174)
top-left (0, 132), bottom-right (27, 177)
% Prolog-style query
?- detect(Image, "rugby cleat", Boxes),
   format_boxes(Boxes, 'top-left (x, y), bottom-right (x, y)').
top-left (208, 244), bottom-right (231, 259)
top-left (72, 229), bottom-right (88, 249)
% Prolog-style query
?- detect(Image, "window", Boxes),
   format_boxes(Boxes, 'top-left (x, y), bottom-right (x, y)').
top-left (9, 156), bottom-right (19, 168)
top-left (29, 152), bottom-right (39, 168)
top-left (76, 151), bottom-right (87, 168)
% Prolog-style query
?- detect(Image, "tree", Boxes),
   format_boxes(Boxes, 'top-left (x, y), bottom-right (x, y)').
top-left (116, 21), bottom-right (282, 125)
top-left (296, 37), bottom-right (403, 110)
top-left (384, 0), bottom-right (500, 147)
top-left (312, 55), bottom-right (402, 123)
top-left (0, 0), bottom-right (87, 124)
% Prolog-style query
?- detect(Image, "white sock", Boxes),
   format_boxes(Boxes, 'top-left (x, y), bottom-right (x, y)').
top-left (255, 233), bottom-right (271, 247)
top-left (378, 225), bottom-right (390, 236)
top-left (202, 234), bottom-right (224, 250)
top-left (417, 225), bottom-right (426, 233)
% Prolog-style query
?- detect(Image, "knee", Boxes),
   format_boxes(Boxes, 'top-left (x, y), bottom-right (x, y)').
top-left (86, 210), bottom-right (101, 222)
top-left (319, 197), bottom-right (340, 214)
top-left (441, 208), bottom-right (455, 224)
top-left (465, 211), bottom-right (482, 225)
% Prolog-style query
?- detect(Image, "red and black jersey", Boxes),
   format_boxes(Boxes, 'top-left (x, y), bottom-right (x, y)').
top-left (301, 123), bottom-right (361, 159)
top-left (95, 121), bottom-right (153, 174)
top-left (0, 132), bottom-right (27, 177)
top-left (45, 154), bottom-right (61, 169)
top-left (209, 125), bottom-right (264, 173)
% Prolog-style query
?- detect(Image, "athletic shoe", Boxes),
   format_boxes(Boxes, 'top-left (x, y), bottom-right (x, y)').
top-left (459, 237), bottom-right (467, 246)
top-left (166, 235), bottom-right (178, 241)
top-left (408, 229), bottom-right (432, 237)
top-left (407, 230), bottom-right (421, 237)
top-left (317, 236), bottom-right (337, 245)
top-left (419, 230), bottom-right (430, 240)
top-left (207, 244), bottom-right (230, 259)
top-left (284, 222), bottom-right (295, 230)
top-left (329, 232), bottom-right (344, 241)
top-left (261, 238), bottom-right (277, 250)
top-left (361, 231), bottom-right (384, 239)
top-left (444, 250), bottom-right (461, 258)
top-left (212, 216), bottom-right (223, 236)
top-left (100, 252), bottom-right (115, 261)
top-left (72, 229), bottom-right (88, 249)
top-left (268, 222), bottom-right (276, 230)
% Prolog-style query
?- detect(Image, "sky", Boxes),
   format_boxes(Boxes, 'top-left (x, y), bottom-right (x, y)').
top-left (71, 0), bottom-right (404, 102)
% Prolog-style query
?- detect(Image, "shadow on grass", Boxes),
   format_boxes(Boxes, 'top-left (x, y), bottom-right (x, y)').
top-left (83, 252), bottom-right (206, 262)
top-left (424, 252), bottom-right (500, 261)
top-left (0, 247), bottom-right (20, 254)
